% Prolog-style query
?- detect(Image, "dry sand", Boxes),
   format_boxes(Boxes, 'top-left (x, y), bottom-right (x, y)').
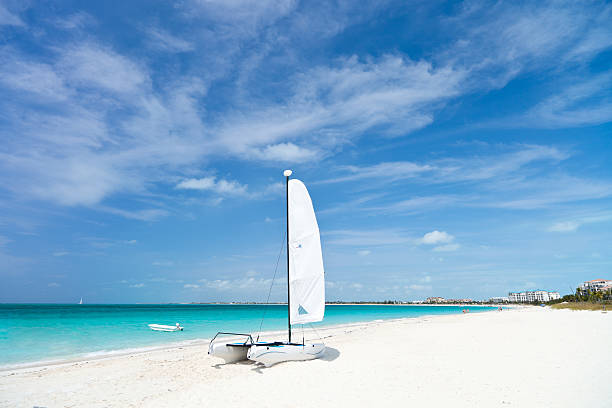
top-left (1, 307), bottom-right (611, 407)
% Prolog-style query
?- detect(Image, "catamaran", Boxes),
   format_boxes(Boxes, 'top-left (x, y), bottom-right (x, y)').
top-left (208, 170), bottom-right (326, 367)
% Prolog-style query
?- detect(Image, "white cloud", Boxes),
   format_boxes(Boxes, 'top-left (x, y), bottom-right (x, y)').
top-left (52, 12), bottom-right (95, 30)
top-left (253, 143), bottom-right (320, 163)
top-left (214, 55), bottom-right (465, 161)
top-left (0, 50), bottom-right (70, 101)
top-left (152, 261), bottom-right (174, 267)
top-left (325, 281), bottom-right (339, 289)
top-left (407, 284), bottom-right (431, 291)
top-left (547, 212), bottom-right (612, 232)
top-left (417, 231), bottom-right (460, 252)
top-left (0, 4), bottom-right (24, 26)
top-left (214, 179), bottom-right (249, 195)
top-left (565, 24), bottom-right (612, 62)
top-left (524, 73), bottom-right (612, 128)
top-left (326, 145), bottom-right (567, 186)
top-left (0, 1), bottom-right (610, 225)
top-left (176, 177), bottom-right (248, 196)
top-left (434, 145), bottom-right (569, 183)
top-left (47, 282), bottom-right (61, 287)
top-left (332, 145), bottom-right (610, 214)
top-left (184, 283), bottom-right (200, 289)
top-left (203, 279), bottom-right (231, 290)
top-left (0, 44), bottom-right (211, 214)
top-left (368, 195), bottom-right (460, 214)
top-left (324, 161), bottom-right (433, 184)
top-left (420, 230), bottom-right (454, 245)
top-left (145, 27), bottom-right (194, 53)
top-left (485, 175), bottom-right (612, 210)
top-left (548, 221), bottom-right (580, 232)
top-left (432, 243), bottom-right (460, 252)
top-left (350, 283), bottom-right (364, 290)
top-left (98, 207), bottom-right (169, 221)
top-left (52, 251), bottom-right (69, 257)
top-left (325, 229), bottom-right (412, 246)
top-left (200, 277), bottom-right (278, 291)
top-left (0, 235), bottom-right (11, 247)
top-left (357, 250), bottom-right (371, 256)
top-left (59, 43), bottom-right (149, 94)
top-left (130, 283), bottom-right (145, 288)
top-left (441, 1), bottom-right (610, 89)
top-left (185, 0), bottom-right (296, 27)
top-left (77, 236), bottom-right (141, 248)
top-left (260, 182), bottom-right (284, 197)
top-left (176, 177), bottom-right (215, 190)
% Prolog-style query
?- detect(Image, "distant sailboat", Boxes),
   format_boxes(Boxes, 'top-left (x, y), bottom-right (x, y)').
top-left (209, 170), bottom-right (326, 366)
top-left (79, 297), bottom-right (83, 305)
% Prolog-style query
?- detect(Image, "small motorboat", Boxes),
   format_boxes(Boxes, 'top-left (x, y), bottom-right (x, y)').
top-left (149, 323), bottom-right (183, 332)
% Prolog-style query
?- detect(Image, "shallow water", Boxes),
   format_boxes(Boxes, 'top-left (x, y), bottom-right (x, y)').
top-left (0, 303), bottom-right (492, 367)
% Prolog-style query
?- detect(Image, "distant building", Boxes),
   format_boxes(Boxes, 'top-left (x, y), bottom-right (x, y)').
top-left (425, 297), bottom-right (445, 304)
top-left (579, 279), bottom-right (612, 293)
top-left (447, 298), bottom-right (473, 303)
top-left (489, 296), bottom-right (509, 303)
top-left (508, 290), bottom-right (560, 303)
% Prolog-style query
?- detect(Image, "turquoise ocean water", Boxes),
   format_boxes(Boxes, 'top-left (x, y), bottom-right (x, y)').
top-left (0, 304), bottom-right (493, 368)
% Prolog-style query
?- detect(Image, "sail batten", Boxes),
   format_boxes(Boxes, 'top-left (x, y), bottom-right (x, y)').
top-left (288, 179), bottom-right (325, 325)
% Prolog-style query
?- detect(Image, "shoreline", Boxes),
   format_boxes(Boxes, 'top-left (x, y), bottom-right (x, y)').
top-left (0, 302), bottom-right (514, 306)
top-left (0, 305), bottom-right (500, 372)
top-left (2, 306), bottom-right (610, 407)
top-left (0, 306), bottom-right (504, 373)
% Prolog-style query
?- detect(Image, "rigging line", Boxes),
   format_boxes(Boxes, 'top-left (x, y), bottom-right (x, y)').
top-left (308, 323), bottom-right (324, 342)
top-left (255, 230), bottom-right (286, 342)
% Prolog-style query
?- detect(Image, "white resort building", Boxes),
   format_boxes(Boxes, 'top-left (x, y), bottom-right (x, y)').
top-left (579, 279), bottom-right (612, 293)
top-left (508, 290), bottom-right (560, 303)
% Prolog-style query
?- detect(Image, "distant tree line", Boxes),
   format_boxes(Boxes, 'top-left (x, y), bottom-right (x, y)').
top-left (546, 287), bottom-right (612, 305)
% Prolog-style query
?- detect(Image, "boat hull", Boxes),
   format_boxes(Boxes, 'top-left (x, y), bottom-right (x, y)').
top-left (247, 343), bottom-right (325, 367)
top-left (148, 324), bottom-right (182, 332)
top-left (209, 343), bottom-right (250, 364)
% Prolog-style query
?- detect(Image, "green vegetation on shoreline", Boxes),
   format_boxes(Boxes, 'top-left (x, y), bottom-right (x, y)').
top-left (551, 302), bottom-right (611, 311)
top-left (545, 286), bottom-right (611, 311)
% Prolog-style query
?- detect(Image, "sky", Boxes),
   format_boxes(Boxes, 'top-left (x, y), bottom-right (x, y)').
top-left (0, 0), bottom-right (611, 303)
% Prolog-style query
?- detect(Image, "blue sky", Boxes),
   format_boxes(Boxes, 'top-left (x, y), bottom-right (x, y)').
top-left (1, 0), bottom-right (611, 303)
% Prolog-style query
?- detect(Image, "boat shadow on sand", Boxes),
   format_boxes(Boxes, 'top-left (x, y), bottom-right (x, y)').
top-left (250, 347), bottom-right (341, 374)
top-left (212, 360), bottom-right (253, 369)
top-left (211, 347), bottom-right (341, 372)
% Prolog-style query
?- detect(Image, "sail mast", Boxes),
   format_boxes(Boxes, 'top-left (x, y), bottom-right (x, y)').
top-left (284, 169), bottom-right (292, 343)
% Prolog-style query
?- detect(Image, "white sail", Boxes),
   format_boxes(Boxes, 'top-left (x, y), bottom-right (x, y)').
top-left (288, 179), bottom-right (325, 325)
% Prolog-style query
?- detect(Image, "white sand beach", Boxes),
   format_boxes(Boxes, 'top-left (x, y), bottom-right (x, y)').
top-left (1, 307), bottom-right (611, 407)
